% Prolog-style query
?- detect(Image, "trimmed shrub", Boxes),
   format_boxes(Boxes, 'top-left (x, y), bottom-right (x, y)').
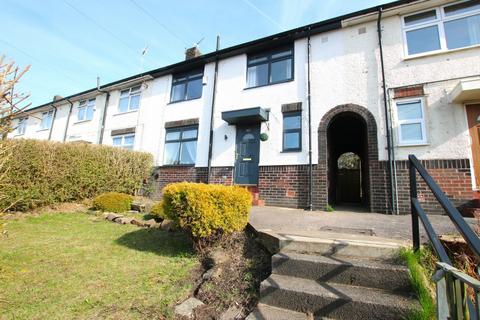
top-left (162, 182), bottom-right (252, 250)
top-left (150, 201), bottom-right (166, 220)
top-left (1, 139), bottom-right (152, 211)
top-left (92, 192), bottom-right (133, 213)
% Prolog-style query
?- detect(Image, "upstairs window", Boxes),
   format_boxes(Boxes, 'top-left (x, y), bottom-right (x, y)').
top-left (40, 110), bottom-right (54, 130)
top-left (77, 98), bottom-right (95, 121)
top-left (396, 98), bottom-right (427, 145)
top-left (112, 134), bottom-right (135, 150)
top-left (118, 85), bottom-right (141, 113)
top-left (403, 1), bottom-right (480, 56)
top-left (17, 117), bottom-right (27, 135)
top-left (170, 70), bottom-right (203, 102)
top-left (247, 47), bottom-right (293, 88)
top-left (283, 111), bottom-right (302, 151)
top-left (163, 126), bottom-right (198, 165)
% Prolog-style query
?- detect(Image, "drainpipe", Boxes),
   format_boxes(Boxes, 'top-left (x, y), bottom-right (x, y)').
top-left (96, 77), bottom-right (110, 145)
top-left (48, 104), bottom-right (57, 141)
top-left (207, 36), bottom-right (220, 184)
top-left (377, 8), bottom-right (396, 214)
top-left (63, 98), bottom-right (73, 142)
top-left (307, 31), bottom-right (313, 211)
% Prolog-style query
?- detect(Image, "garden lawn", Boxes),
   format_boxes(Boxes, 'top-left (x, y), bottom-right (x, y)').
top-left (0, 212), bottom-right (199, 320)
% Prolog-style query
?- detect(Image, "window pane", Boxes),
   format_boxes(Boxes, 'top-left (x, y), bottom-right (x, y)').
top-left (398, 101), bottom-right (422, 120)
top-left (284, 114), bottom-right (301, 129)
top-left (271, 58), bottom-right (292, 83)
top-left (119, 97), bottom-right (129, 112)
top-left (129, 94), bottom-right (140, 110)
top-left (78, 107), bottom-right (86, 121)
top-left (444, 0), bottom-right (480, 16)
top-left (86, 106), bottom-right (94, 120)
top-left (130, 85), bottom-right (141, 93)
top-left (124, 135), bottom-right (135, 146)
top-left (120, 89), bottom-right (129, 97)
top-left (173, 75), bottom-right (187, 83)
top-left (188, 71), bottom-right (203, 79)
top-left (445, 15), bottom-right (480, 49)
top-left (166, 131), bottom-right (181, 141)
top-left (271, 50), bottom-right (292, 59)
top-left (247, 64), bottom-right (268, 87)
top-left (113, 137), bottom-right (122, 146)
top-left (171, 83), bottom-right (185, 102)
top-left (401, 123), bottom-right (423, 141)
top-left (284, 132), bottom-right (300, 149)
top-left (182, 128), bottom-right (197, 139)
top-left (180, 141), bottom-right (197, 164)
top-left (404, 10), bottom-right (437, 26)
top-left (186, 78), bottom-right (203, 100)
top-left (406, 25), bottom-right (441, 54)
top-left (164, 142), bottom-right (180, 164)
top-left (248, 55), bottom-right (268, 65)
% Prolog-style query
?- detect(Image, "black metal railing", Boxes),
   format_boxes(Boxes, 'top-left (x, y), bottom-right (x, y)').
top-left (409, 154), bottom-right (480, 320)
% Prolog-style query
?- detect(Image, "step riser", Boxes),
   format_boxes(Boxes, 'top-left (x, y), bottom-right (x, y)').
top-left (272, 255), bottom-right (411, 292)
top-left (260, 285), bottom-right (412, 320)
top-left (280, 240), bottom-right (398, 259)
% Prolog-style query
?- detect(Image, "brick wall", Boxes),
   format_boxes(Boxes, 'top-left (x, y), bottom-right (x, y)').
top-left (151, 166), bottom-right (207, 199)
top-left (384, 159), bottom-right (473, 215)
top-left (259, 165), bottom-right (309, 208)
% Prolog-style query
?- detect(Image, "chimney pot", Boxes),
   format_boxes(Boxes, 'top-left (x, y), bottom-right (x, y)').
top-left (185, 46), bottom-right (201, 60)
top-left (53, 95), bottom-right (63, 101)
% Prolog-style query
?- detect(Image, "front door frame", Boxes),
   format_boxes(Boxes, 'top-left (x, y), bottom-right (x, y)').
top-left (234, 124), bottom-right (261, 185)
top-left (466, 103), bottom-right (480, 190)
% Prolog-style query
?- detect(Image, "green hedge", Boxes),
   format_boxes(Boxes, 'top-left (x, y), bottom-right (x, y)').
top-left (162, 182), bottom-right (252, 250)
top-left (1, 139), bottom-right (152, 211)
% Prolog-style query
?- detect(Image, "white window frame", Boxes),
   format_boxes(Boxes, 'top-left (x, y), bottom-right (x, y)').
top-left (40, 110), bottom-right (54, 130)
top-left (112, 134), bottom-right (135, 150)
top-left (16, 117), bottom-right (27, 135)
top-left (118, 86), bottom-right (141, 114)
top-left (402, 0), bottom-right (480, 58)
top-left (77, 98), bottom-right (95, 122)
top-left (395, 97), bottom-right (428, 146)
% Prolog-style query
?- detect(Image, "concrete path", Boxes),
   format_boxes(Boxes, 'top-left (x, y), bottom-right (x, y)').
top-left (250, 206), bottom-right (478, 243)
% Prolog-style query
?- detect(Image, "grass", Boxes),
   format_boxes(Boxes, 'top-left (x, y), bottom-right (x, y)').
top-left (400, 247), bottom-right (437, 320)
top-left (0, 212), bottom-right (199, 319)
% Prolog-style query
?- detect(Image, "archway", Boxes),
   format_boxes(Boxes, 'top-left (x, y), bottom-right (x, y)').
top-left (316, 104), bottom-right (380, 212)
top-left (337, 152), bottom-right (362, 204)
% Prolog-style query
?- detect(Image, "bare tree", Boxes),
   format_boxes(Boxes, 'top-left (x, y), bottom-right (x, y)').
top-left (0, 55), bottom-right (31, 139)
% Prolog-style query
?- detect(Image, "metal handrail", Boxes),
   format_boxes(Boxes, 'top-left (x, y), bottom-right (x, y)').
top-left (409, 154), bottom-right (480, 320)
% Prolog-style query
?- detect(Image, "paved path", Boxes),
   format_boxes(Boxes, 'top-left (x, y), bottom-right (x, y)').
top-left (250, 206), bottom-right (478, 243)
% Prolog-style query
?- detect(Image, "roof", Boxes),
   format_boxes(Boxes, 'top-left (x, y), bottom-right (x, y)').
top-left (28, 0), bottom-right (417, 112)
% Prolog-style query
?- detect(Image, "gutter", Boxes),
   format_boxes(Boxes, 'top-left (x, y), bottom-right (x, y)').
top-left (63, 98), bottom-right (73, 142)
top-left (96, 77), bottom-right (110, 145)
top-left (47, 104), bottom-right (57, 141)
top-left (207, 36), bottom-right (220, 184)
top-left (307, 32), bottom-right (313, 211)
top-left (377, 8), bottom-right (397, 214)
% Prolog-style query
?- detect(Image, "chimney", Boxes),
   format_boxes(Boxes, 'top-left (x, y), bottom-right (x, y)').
top-left (53, 95), bottom-right (63, 101)
top-left (185, 46), bottom-right (201, 60)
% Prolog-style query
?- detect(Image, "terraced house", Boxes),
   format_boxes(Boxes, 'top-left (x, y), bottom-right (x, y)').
top-left (10, 0), bottom-right (480, 215)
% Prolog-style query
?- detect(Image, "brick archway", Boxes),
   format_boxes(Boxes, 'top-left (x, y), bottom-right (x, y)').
top-left (314, 104), bottom-right (386, 212)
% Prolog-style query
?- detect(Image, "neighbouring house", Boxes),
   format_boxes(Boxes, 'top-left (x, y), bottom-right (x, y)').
top-left (10, 0), bottom-right (480, 214)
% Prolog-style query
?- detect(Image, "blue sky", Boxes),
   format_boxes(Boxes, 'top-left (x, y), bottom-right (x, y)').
top-left (1, 0), bottom-right (391, 107)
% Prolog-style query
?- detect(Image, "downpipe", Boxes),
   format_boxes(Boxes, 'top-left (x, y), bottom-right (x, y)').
top-left (207, 36), bottom-right (220, 184)
top-left (307, 32), bottom-right (313, 211)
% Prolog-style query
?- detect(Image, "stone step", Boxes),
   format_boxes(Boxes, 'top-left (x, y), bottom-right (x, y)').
top-left (246, 303), bottom-right (309, 320)
top-left (272, 252), bottom-right (411, 292)
top-left (256, 229), bottom-right (405, 259)
top-left (260, 274), bottom-right (419, 320)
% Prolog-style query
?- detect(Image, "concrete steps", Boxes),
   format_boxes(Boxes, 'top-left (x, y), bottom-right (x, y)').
top-left (248, 230), bottom-right (420, 319)
top-left (260, 274), bottom-right (417, 320)
top-left (272, 252), bottom-right (411, 292)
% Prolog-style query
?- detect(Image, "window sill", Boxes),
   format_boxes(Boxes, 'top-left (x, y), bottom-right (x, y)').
top-left (404, 44), bottom-right (480, 61)
top-left (73, 119), bottom-right (92, 124)
top-left (14, 133), bottom-right (25, 137)
top-left (244, 78), bottom-right (294, 91)
top-left (114, 110), bottom-right (138, 116)
top-left (167, 96), bottom-right (202, 105)
top-left (161, 164), bottom-right (196, 167)
top-left (281, 149), bottom-right (302, 153)
top-left (396, 142), bottom-right (430, 147)
top-left (37, 128), bottom-right (50, 132)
